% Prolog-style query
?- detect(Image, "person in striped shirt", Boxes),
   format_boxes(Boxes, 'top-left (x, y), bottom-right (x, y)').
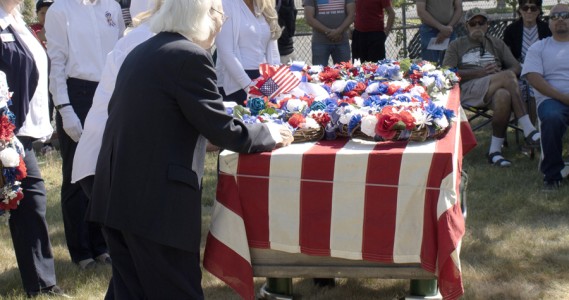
top-left (503, 0), bottom-right (551, 125)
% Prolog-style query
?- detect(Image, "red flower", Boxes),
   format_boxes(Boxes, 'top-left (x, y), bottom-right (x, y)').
top-left (300, 95), bottom-right (314, 108)
top-left (319, 67), bottom-right (340, 84)
top-left (0, 115), bottom-right (15, 141)
top-left (0, 190), bottom-right (24, 210)
top-left (311, 112), bottom-right (331, 127)
top-left (15, 155), bottom-right (27, 181)
top-left (387, 84), bottom-right (401, 95)
top-left (375, 107), bottom-right (416, 140)
top-left (353, 82), bottom-right (367, 95)
top-left (288, 113), bottom-right (305, 128)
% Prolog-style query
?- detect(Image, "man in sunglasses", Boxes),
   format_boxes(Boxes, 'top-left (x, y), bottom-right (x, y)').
top-left (443, 7), bottom-right (541, 168)
top-left (522, 3), bottom-right (569, 191)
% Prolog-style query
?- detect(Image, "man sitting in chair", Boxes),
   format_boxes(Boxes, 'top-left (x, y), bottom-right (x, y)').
top-left (522, 3), bottom-right (569, 191)
top-left (443, 7), bottom-right (540, 167)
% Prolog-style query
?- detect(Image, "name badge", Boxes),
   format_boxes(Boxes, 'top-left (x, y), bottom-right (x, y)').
top-left (1, 33), bottom-right (15, 42)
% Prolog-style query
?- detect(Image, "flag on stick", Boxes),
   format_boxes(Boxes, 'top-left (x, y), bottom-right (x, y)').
top-left (259, 65), bottom-right (300, 98)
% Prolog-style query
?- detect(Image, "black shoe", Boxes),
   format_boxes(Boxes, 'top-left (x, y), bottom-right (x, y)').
top-left (28, 285), bottom-right (72, 298)
top-left (95, 254), bottom-right (112, 265)
top-left (313, 278), bottom-right (336, 288)
top-left (542, 180), bottom-right (561, 192)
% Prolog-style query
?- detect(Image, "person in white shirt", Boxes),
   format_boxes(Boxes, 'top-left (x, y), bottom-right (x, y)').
top-left (0, 0), bottom-right (66, 296)
top-left (45, 0), bottom-right (124, 270)
top-left (71, 0), bottom-right (156, 199)
top-left (215, 0), bottom-right (281, 106)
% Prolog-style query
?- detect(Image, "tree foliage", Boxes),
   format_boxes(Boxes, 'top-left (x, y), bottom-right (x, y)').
top-left (21, 0), bottom-right (37, 24)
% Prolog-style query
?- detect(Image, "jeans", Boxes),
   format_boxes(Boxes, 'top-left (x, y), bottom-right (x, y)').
top-left (419, 24), bottom-right (456, 66)
top-left (311, 42), bottom-right (351, 67)
top-left (538, 99), bottom-right (569, 182)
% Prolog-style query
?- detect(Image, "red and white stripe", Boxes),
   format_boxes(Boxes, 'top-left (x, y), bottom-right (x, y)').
top-left (204, 86), bottom-right (475, 300)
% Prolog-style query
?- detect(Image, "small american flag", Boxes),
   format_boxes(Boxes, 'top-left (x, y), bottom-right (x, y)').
top-left (259, 65), bottom-right (299, 98)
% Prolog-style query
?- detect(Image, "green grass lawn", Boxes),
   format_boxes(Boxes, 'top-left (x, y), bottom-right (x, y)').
top-left (1, 126), bottom-right (568, 299)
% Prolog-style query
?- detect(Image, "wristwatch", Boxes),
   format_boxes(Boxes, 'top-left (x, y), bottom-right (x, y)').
top-left (55, 103), bottom-right (72, 110)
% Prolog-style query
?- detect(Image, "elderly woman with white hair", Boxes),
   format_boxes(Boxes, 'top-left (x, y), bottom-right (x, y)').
top-left (86, 0), bottom-right (293, 298)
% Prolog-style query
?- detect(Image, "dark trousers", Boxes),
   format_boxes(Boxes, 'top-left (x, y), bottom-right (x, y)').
top-left (56, 78), bottom-right (107, 263)
top-left (351, 29), bottom-right (387, 63)
top-left (538, 99), bottom-right (569, 181)
top-left (9, 136), bottom-right (56, 294)
top-left (103, 227), bottom-right (204, 300)
top-left (219, 69), bottom-right (260, 106)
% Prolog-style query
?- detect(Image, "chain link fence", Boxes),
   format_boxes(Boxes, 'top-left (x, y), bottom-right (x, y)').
top-left (292, 0), bottom-right (562, 65)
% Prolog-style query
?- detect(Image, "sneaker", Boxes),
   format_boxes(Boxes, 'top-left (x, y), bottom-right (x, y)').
top-left (542, 180), bottom-right (562, 192)
top-left (28, 285), bottom-right (72, 298)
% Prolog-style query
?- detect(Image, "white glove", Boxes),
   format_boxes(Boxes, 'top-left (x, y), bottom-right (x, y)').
top-left (58, 105), bottom-right (83, 142)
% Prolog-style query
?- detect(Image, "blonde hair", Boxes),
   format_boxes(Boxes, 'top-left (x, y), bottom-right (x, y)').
top-left (150, 0), bottom-right (217, 43)
top-left (132, 0), bottom-right (163, 27)
top-left (255, 0), bottom-right (282, 40)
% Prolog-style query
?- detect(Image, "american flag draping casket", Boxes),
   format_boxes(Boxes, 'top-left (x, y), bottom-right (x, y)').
top-left (204, 85), bottom-right (476, 300)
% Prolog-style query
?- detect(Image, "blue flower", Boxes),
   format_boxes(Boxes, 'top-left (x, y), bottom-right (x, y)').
top-left (348, 114), bottom-right (362, 134)
top-left (310, 101), bottom-right (327, 111)
top-left (344, 80), bottom-right (357, 93)
top-left (247, 97), bottom-right (266, 115)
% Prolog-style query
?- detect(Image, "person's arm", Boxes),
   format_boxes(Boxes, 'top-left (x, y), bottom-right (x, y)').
top-left (175, 51), bottom-right (281, 152)
top-left (266, 38), bottom-right (280, 65)
top-left (44, 6), bottom-right (70, 107)
top-left (448, 0), bottom-right (463, 28)
top-left (327, 2), bottom-right (355, 42)
top-left (384, 5), bottom-right (395, 36)
top-left (416, 0), bottom-right (447, 33)
top-left (500, 41), bottom-right (521, 76)
top-left (304, 5), bottom-right (333, 36)
top-left (526, 73), bottom-right (569, 105)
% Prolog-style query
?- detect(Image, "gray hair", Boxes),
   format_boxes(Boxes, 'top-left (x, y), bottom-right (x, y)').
top-left (149, 0), bottom-right (217, 42)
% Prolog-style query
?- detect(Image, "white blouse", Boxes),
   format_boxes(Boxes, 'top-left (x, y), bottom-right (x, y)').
top-left (45, 0), bottom-right (124, 107)
top-left (0, 8), bottom-right (53, 140)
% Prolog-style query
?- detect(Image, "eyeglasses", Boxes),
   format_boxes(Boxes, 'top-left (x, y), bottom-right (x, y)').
top-left (210, 7), bottom-right (228, 24)
top-left (520, 5), bottom-right (539, 12)
top-left (468, 19), bottom-right (487, 27)
top-left (549, 12), bottom-right (569, 21)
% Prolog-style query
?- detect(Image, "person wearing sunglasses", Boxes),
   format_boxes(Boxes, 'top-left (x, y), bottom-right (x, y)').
top-left (503, 0), bottom-right (551, 125)
top-left (522, 3), bottom-right (569, 191)
top-left (443, 7), bottom-right (541, 168)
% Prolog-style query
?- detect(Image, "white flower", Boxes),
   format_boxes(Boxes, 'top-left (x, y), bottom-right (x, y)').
top-left (411, 109), bottom-right (432, 129)
top-left (285, 99), bottom-right (306, 112)
top-left (331, 80), bottom-right (348, 93)
top-left (434, 115), bottom-right (449, 129)
top-left (360, 115), bottom-right (378, 137)
top-left (421, 63), bottom-right (437, 72)
top-left (0, 147), bottom-right (20, 168)
top-left (353, 96), bottom-right (365, 107)
top-left (365, 82), bottom-right (380, 94)
top-left (420, 76), bottom-right (435, 88)
top-left (409, 85), bottom-right (426, 97)
top-left (302, 117), bottom-right (320, 129)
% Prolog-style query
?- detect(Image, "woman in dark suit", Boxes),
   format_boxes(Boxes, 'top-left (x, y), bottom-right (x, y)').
top-left (503, 0), bottom-right (551, 124)
top-left (87, 0), bottom-right (293, 298)
top-left (0, 0), bottom-right (65, 297)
